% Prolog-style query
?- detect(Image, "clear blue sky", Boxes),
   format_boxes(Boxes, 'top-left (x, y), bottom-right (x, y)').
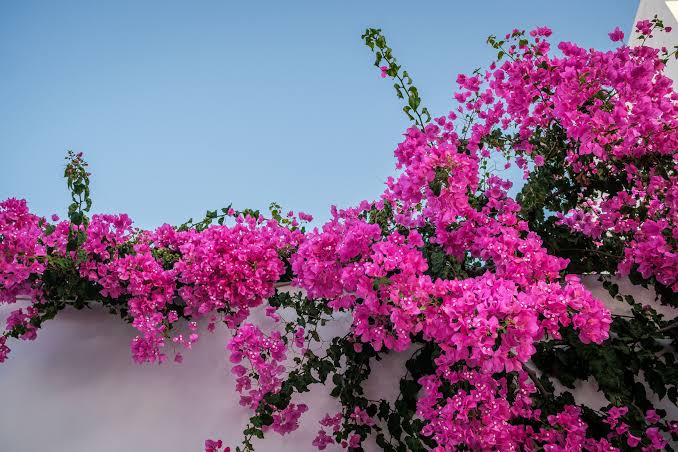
top-left (0, 0), bottom-right (639, 229)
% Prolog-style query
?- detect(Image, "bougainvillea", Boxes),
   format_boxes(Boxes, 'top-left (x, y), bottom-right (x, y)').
top-left (1, 17), bottom-right (677, 452)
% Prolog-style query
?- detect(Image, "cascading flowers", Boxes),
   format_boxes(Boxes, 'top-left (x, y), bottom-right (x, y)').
top-left (1, 17), bottom-right (677, 452)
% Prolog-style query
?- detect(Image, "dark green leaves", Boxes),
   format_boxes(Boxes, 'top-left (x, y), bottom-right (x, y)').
top-left (64, 151), bottom-right (93, 251)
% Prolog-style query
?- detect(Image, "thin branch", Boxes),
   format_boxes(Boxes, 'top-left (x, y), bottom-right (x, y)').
top-left (522, 363), bottom-right (552, 397)
top-left (622, 319), bottom-right (678, 344)
top-left (560, 248), bottom-right (622, 260)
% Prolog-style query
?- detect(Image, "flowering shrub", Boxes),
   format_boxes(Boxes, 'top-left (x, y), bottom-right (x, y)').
top-left (1, 17), bottom-right (677, 452)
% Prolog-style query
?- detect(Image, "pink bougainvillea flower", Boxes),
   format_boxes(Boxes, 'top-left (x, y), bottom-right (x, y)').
top-left (608, 26), bottom-right (624, 42)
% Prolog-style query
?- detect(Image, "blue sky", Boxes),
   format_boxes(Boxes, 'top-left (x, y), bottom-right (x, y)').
top-left (0, 0), bottom-right (639, 229)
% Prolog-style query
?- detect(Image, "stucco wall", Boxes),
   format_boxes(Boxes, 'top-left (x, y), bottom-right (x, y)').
top-left (630, 0), bottom-right (678, 85)
top-left (0, 278), bottom-right (674, 451)
top-left (2, 4), bottom-right (676, 451)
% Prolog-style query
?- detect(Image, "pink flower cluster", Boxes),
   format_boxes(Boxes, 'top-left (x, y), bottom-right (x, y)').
top-left (601, 407), bottom-right (674, 449)
top-left (293, 120), bottom-right (610, 364)
top-left (227, 322), bottom-right (288, 409)
top-left (0, 202), bottom-right (302, 364)
top-left (313, 408), bottom-right (373, 450)
top-left (77, 214), bottom-right (302, 363)
top-left (204, 439), bottom-right (228, 452)
top-left (227, 323), bottom-right (312, 436)
top-left (417, 370), bottom-right (542, 450)
top-left (313, 413), bottom-right (342, 449)
top-left (79, 214), bottom-right (177, 362)
top-left (292, 21), bottom-right (678, 450)
top-left (265, 403), bottom-right (309, 435)
top-left (446, 20), bottom-right (677, 291)
top-left (291, 103), bottom-right (614, 450)
top-left (0, 199), bottom-right (47, 305)
top-left (0, 198), bottom-right (70, 360)
top-left (1, 18), bottom-right (676, 452)
top-left (417, 369), bottom-right (673, 451)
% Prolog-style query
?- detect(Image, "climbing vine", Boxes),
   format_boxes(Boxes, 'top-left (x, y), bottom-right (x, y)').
top-left (1, 17), bottom-right (676, 451)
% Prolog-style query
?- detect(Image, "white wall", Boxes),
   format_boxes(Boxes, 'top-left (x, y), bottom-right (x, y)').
top-left (630, 0), bottom-right (678, 85)
top-left (2, 6), bottom-right (676, 451)
top-left (0, 289), bottom-right (411, 452)
top-left (0, 294), bottom-right (344, 451)
top-left (0, 278), bottom-right (675, 452)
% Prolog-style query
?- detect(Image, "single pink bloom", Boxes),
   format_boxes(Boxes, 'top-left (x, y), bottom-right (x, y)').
top-left (626, 433), bottom-right (640, 447)
top-left (534, 155), bottom-right (545, 166)
top-left (608, 26), bottom-right (624, 42)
